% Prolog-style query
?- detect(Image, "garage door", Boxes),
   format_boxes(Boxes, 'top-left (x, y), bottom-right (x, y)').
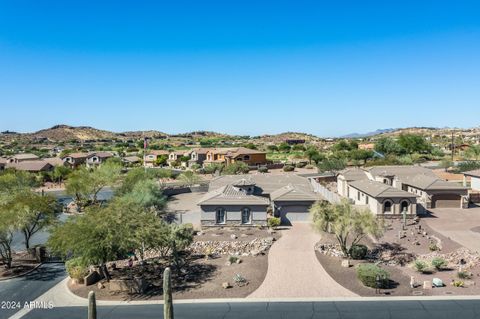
top-left (279, 205), bottom-right (310, 225)
top-left (431, 194), bottom-right (461, 208)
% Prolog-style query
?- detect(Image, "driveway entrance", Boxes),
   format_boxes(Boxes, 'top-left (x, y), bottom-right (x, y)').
top-left (248, 222), bottom-right (356, 298)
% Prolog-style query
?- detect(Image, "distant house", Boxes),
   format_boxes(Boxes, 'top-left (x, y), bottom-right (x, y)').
top-left (62, 153), bottom-right (88, 168)
top-left (188, 148), bottom-right (210, 167)
top-left (8, 160), bottom-right (54, 173)
top-left (43, 157), bottom-right (64, 167)
top-left (198, 174), bottom-right (323, 226)
top-left (168, 150), bottom-right (192, 166)
top-left (86, 152), bottom-right (114, 167)
top-left (285, 139), bottom-right (305, 145)
top-left (122, 156), bottom-right (141, 166)
top-left (144, 150), bottom-right (169, 167)
top-left (358, 143), bottom-right (375, 151)
top-left (7, 153), bottom-right (39, 164)
top-left (204, 147), bottom-right (268, 167)
top-left (0, 158), bottom-right (6, 171)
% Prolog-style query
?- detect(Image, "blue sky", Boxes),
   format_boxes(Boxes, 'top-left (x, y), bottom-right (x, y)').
top-left (0, 1), bottom-right (479, 137)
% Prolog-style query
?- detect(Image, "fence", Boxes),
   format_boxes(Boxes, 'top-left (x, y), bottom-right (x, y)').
top-left (309, 178), bottom-right (342, 204)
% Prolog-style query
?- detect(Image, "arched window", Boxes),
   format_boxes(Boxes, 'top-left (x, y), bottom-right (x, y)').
top-left (216, 208), bottom-right (226, 224)
top-left (241, 207), bottom-right (251, 224)
top-left (383, 201), bottom-right (392, 214)
top-left (401, 200), bottom-right (409, 212)
top-left (243, 155), bottom-right (250, 161)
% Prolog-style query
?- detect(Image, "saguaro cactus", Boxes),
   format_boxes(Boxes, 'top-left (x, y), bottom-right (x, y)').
top-left (163, 267), bottom-right (174, 319)
top-left (88, 291), bottom-right (97, 319)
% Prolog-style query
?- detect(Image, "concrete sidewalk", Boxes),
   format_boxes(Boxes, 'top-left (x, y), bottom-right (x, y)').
top-left (248, 223), bottom-right (356, 298)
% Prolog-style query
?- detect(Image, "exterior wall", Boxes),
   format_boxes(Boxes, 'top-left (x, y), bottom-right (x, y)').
top-left (200, 204), bottom-right (268, 227)
top-left (347, 185), bottom-right (417, 217)
top-left (405, 185), bottom-right (468, 209)
top-left (231, 153), bottom-right (267, 166)
top-left (337, 176), bottom-right (348, 197)
top-left (471, 177), bottom-right (480, 191)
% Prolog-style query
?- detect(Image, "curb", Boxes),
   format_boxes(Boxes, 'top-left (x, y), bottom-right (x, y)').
top-left (0, 262), bottom-right (43, 282)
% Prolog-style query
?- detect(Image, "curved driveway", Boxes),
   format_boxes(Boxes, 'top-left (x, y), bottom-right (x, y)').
top-left (248, 222), bottom-right (356, 299)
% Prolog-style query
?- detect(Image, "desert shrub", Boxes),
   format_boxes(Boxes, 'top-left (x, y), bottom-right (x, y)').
top-left (65, 257), bottom-right (88, 280)
top-left (350, 244), bottom-right (368, 260)
top-left (458, 271), bottom-right (473, 279)
top-left (295, 162), bottom-right (307, 168)
top-left (228, 256), bottom-right (239, 264)
top-left (428, 243), bottom-right (439, 251)
top-left (452, 280), bottom-right (464, 287)
top-left (413, 260), bottom-right (430, 273)
top-left (283, 165), bottom-right (295, 172)
top-left (267, 217), bottom-right (281, 228)
top-left (305, 164), bottom-right (315, 169)
top-left (356, 264), bottom-right (390, 288)
top-left (258, 166), bottom-right (269, 173)
top-left (233, 273), bottom-right (247, 286)
top-left (431, 257), bottom-right (447, 270)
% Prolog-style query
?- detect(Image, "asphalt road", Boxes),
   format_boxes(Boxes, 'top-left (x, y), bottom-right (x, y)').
top-left (16, 299), bottom-right (480, 319)
top-left (0, 263), bottom-right (66, 319)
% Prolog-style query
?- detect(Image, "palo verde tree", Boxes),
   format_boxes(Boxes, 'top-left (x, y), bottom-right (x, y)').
top-left (310, 200), bottom-right (383, 257)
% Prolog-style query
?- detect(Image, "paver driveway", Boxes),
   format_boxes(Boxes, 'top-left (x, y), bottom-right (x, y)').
top-left (425, 206), bottom-right (480, 253)
top-left (248, 222), bottom-right (356, 298)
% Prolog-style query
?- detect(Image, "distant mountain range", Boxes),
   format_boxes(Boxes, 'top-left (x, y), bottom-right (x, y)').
top-left (340, 129), bottom-right (397, 138)
top-left (1, 124), bottom-right (478, 143)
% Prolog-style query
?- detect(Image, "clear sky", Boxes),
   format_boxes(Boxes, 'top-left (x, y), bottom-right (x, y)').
top-left (0, 1), bottom-right (479, 137)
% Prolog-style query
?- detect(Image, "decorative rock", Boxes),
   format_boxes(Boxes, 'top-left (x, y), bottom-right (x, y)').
top-left (236, 259), bottom-right (242, 264)
top-left (222, 282), bottom-right (232, 289)
top-left (225, 261), bottom-right (232, 266)
top-left (432, 278), bottom-right (444, 287)
top-left (341, 259), bottom-right (351, 268)
top-left (423, 281), bottom-right (432, 290)
top-left (230, 234), bottom-right (237, 240)
top-left (97, 282), bottom-right (105, 289)
top-left (410, 276), bottom-right (415, 288)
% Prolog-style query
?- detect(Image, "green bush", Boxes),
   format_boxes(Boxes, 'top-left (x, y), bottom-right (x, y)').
top-left (428, 243), bottom-right (439, 251)
top-left (431, 257), bottom-right (447, 270)
top-left (65, 257), bottom-right (88, 280)
top-left (283, 165), bottom-right (295, 172)
top-left (295, 162), bottom-right (307, 168)
top-left (356, 264), bottom-right (390, 288)
top-left (413, 260), bottom-right (429, 273)
top-left (457, 271), bottom-right (472, 279)
top-left (350, 244), bottom-right (368, 260)
top-left (258, 166), bottom-right (269, 173)
top-left (267, 217), bottom-right (281, 228)
top-left (305, 164), bottom-right (315, 169)
top-left (228, 256), bottom-right (239, 264)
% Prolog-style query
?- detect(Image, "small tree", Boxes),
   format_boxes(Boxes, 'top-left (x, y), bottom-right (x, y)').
top-left (178, 171), bottom-right (202, 187)
top-left (317, 158), bottom-right (346, 176)
top-left (439, 159), bottom-right (453, 172)
top-left (311, 200), bottom-right (383, 257)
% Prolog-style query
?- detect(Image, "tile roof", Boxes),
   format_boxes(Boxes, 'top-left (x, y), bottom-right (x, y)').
top-left (464, 169), bottom-right (480, 178)
top-left (349, 179), bottom-right (417, 198)
top-left (270, 185), bottom-right (320, 201)
top-left (368, 165), bottom-right (436, 179)
top-left (339, 168), bottom-right (369, 181)
top-left (401, 174), bottom-right (468, 191)
top-left (10, 153), bottom-right (39, 160)
top-left (197, 184), bottom-right (270, 206)
top-left (7, 160), bottom-right (53, 172)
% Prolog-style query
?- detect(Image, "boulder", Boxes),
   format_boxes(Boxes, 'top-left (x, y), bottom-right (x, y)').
top-left (341, 259), bottom-right (351, 268)
top-left (230, 234), bottom-right (237, 240)
top-left (225, 261), bottom-right (232, 266)
top-left (222, 282), bottom-right (232, 289)
top-left (97, 282), bottom-right (105, 289)
top-left (432, 278), bottom-right (444, 287)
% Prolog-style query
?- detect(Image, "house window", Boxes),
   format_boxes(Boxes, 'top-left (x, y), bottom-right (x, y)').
top-left (241, 208), bottom-right (251, 224)
top-left (215, 208), bottom-right (226, 224)
top-left (383, 201), bottom-right (392, 214)
top-left (366, 196), bottom-right (369, 204)
top-left (243, 155), bottom-right (250, 161)
top-left (357, 192), bottom-right (361, 201)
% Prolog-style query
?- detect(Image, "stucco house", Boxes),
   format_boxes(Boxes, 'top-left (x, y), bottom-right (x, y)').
top-left (62, 153), bottom-right (88, 168)
top-left (86, 152), bottom-right (114, 167)
top-left (6, 153), bottom-right (39, 163)
top-left (8, 160), bottom-right (54, 173)
top-left (203, 147), bottom-right (268, 167)
top-left (144, 150), bottom-right (169, 167)
top-left (198, 174), bottom-right (323, 226)
top-left (168, 150), bottom-right (192, 167)
top-left (337, 166), bottom-right (469, 214)
top-left (347, 179), bottom-right (417, 217)
top-left (188, 148), bottom-right (210, 167)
